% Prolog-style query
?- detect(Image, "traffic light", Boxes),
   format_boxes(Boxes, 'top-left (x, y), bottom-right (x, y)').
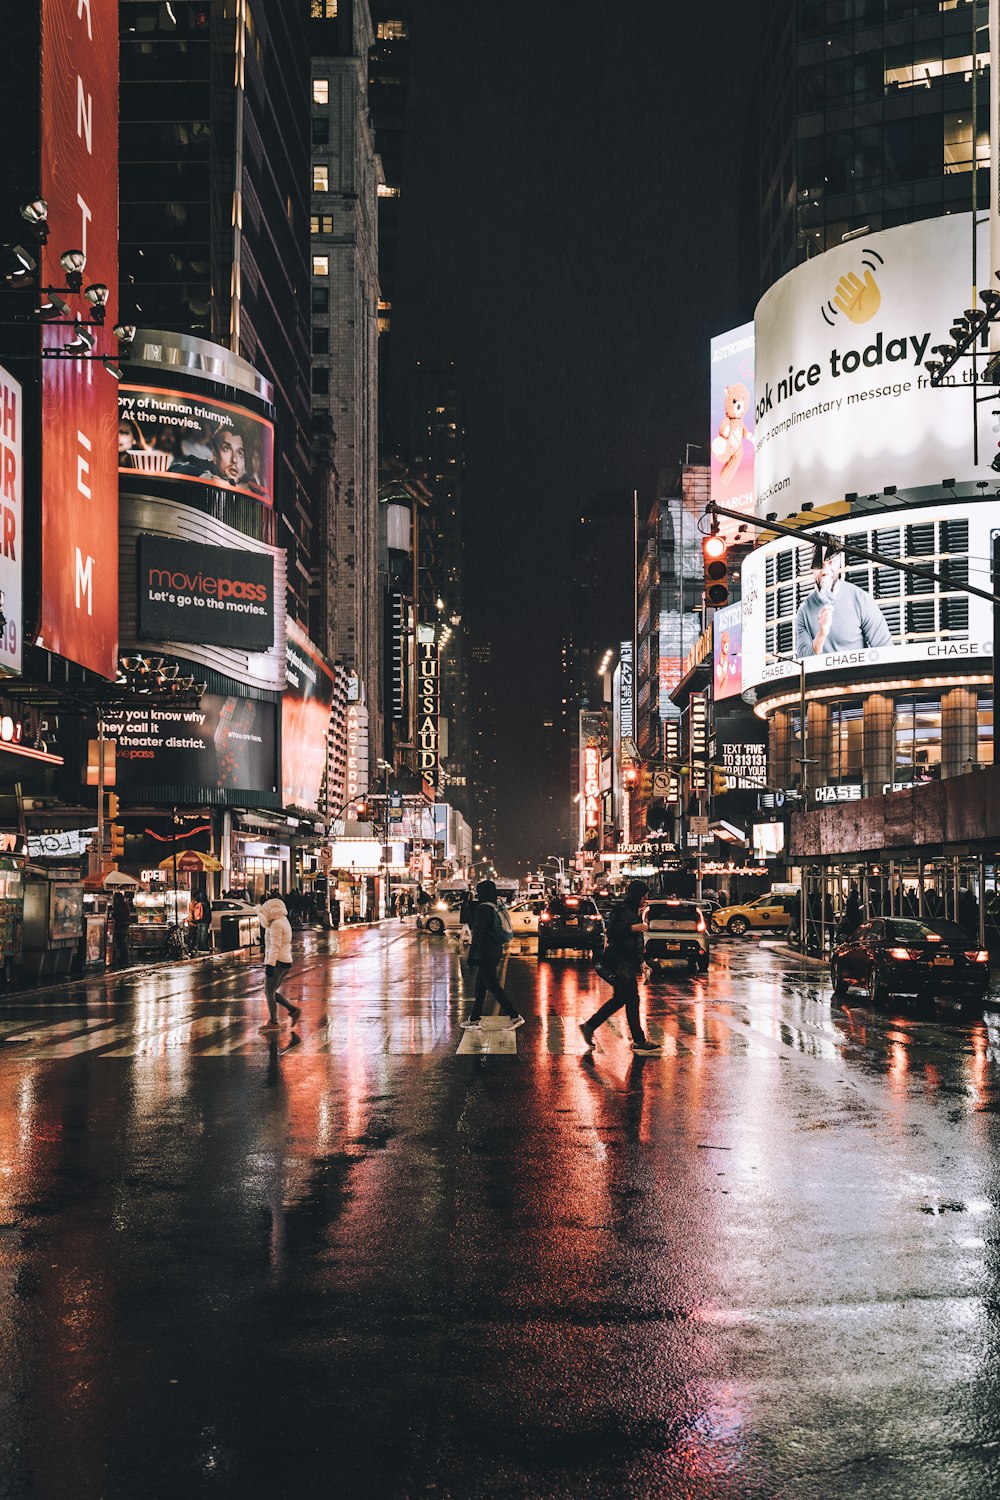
top-left (711, 766), bottom-right (728, 796)
top-left (703, 532), bottom-right (729, 607)
top-left (354, 799), bottom-right (368, 821)
top-left (110, 823), bottom-right (125, 858)
top-left (107, 792), bottom-right (119, 820)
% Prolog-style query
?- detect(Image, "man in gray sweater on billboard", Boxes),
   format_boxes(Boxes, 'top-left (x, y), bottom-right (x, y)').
top-left (794, 544), bottom-right (892, 658)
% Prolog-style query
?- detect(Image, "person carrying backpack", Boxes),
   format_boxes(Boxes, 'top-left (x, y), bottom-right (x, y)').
top-left (579, 880), bottom-right (660, 1054)
top-left (462, 879), bottom-right (524, 1033)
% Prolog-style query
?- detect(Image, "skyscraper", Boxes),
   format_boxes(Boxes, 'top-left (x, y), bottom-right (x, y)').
top-left (756, 3), bottom-right (986, 295)
top-left (119, 0), bottom-right (313, 623)
top-left (412, 364), bottom-right (469, 819)
top-left (309, 0), bottom-right (383, 776)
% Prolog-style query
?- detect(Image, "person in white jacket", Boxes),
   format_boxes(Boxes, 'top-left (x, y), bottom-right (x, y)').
top-left (257, 897), bottom-right (301, 1031)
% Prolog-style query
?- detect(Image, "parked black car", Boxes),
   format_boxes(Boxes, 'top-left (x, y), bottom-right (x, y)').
top-left (536, 895), bottom-right (605, 958)
top-left (831, 917), bottom-right (991, 1009)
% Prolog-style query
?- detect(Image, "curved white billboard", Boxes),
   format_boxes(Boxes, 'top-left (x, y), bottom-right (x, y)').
top-left (742, 501), bottom-right (995, 694)
top-left (754, 215), bottom-right (995, 519)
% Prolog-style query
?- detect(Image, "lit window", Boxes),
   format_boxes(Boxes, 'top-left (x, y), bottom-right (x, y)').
top-left (313, 78), bottom-right (329, 104)
top-left (377, 183), bottom-right (401, 198)
top-left (943, 111), bottom-right (989, 174)
top-left (310, 215), bottom-right (333, 234)
top-left (313, 165), bottom-right (329, 192)
top-left (376, 20), bottom-right (408, 39)
top-left (312, 254), bottom-right (329, 277)
top-left (310, 0), bottom-right (338, 17)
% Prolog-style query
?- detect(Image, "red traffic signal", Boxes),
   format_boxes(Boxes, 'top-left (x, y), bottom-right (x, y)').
top-left (703, 533), bottom-right (729, 607)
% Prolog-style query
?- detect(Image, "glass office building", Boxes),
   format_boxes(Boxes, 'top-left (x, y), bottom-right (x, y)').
top-left (757, 0), bottom-right (988, 295)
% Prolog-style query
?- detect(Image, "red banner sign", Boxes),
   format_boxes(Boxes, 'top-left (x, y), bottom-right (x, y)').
top-left (38, 0), bottom-right (119, 677)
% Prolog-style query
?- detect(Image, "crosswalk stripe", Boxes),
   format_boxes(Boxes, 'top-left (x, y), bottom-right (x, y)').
top-left (456, 1016), bottom-right (518, 1055)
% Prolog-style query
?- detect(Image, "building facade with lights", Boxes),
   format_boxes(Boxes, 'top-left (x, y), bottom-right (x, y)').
top-left (717, 5), bottom-right (1000, 944)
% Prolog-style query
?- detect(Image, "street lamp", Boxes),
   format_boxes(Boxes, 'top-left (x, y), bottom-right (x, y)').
top-left (775, 651), bottom-right (815, 955)
top-left (774, 652), bottom-right (813, 799)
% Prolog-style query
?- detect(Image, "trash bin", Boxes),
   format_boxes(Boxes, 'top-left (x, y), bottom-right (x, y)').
top-left (219, 914), bottom-right (243, 952)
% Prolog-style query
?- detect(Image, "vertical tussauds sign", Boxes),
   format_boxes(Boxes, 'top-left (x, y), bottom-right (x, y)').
top-left (416, 624), bottom-right (440, 787)
top-left (38, 0), bottom-right (119, 676)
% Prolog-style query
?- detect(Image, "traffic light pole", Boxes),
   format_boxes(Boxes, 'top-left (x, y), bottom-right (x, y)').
top-left (706, 499), bottom-right (1000, 607)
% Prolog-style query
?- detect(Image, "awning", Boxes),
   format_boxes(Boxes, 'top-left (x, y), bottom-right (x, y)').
top-left (158, 849), bottom-right (223, 874)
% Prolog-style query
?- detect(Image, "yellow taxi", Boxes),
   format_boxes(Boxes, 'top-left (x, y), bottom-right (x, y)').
top-left (711, 894), bottom-right (794, 937)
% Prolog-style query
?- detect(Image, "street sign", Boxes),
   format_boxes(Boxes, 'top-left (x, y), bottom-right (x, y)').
top-left (689, 816), bottom-right (710, 836)
top-left (388, 791), bottom-right (403, 823)
top-left (652, 769), bottom-right (673, 797)
top-left (319, 845), bottom-right (333, 871)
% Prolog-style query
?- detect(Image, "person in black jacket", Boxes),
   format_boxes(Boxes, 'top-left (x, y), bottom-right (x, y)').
top-left (462, 879), bottom-right (524, 1033)
top-left (579, 880), bottom-right (660, 1054)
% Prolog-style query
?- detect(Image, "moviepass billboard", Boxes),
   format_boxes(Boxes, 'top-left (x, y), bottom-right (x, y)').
top-left (137, 535), bottom-right (275, 652)
top-left (38, 0), bottom-right (119, 677)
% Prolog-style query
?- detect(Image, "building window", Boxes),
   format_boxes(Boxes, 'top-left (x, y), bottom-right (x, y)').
top-left (312, 367), bottom-right (329, 396)
top-left (310, 215), bottom-right (333, 235)
top-left (312, 254), bottom-right (329, 277)
top-left (943, 111), bottom-right (990, 175)
top-left (377, 183), bottom-right (401, 198)
top-left (376, 20), bottom-right (408, 39)
top-left (313, 78), bottom-right (329, 104)
top-left (312, 117), bottom-right (329, 145)
top-left (894, 696), bottom-right (942, 784)
top-left (313, 328), bottom-right (329, 355)
top-left (828, 699), bottom-right (864, 785)
top-left (311, 286), bottom-right (329, 313)
top-left (310, 1), bottom-right (338, 17)
top-left (979, 694), bottom-right (994, 767)
top-left (313, 165), bottom-right (329, 192)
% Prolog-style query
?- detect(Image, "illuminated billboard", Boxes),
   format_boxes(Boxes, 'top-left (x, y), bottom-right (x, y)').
top-left (710, 323), bottom-right (755, 538)
top-left (105, 694), bottom-right (277, 794)
top-left (137, 536), bottom-right (275, 652)
top-left (282, 621), bottom-right (335, 813)
top-left (754, 215), bottom-right (994, 521)
top-left (741, 501), bottom-right (994, 694)
top-left (38, 0), bottom-right (119, 677)
top-left (0, 365), bottom-right (23, 675)
top-left (119, 386), bottom-right (274, 504)
top-left (712, 600), bottom-right (742, 702)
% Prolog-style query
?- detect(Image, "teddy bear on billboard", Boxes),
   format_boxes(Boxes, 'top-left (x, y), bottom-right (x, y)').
top-left (711, 382), bottom-right (754, 485)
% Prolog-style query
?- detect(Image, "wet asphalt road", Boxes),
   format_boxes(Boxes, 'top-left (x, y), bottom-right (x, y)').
top-left (3, 926), bottom-right (1000, 1498)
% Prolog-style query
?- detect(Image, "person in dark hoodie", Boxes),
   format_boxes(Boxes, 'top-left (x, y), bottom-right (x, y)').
top-left (462, 879), bottom-right (525, 1033)
top-left (579, 880), bottom-right (660, 1054)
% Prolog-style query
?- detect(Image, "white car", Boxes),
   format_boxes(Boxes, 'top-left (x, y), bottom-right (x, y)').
top-left (210, 899), bottom-right (261, 934)
top-left (508, 898), bottom-right (544, 938)
top-left (420, 897), bottom-right (466, 936)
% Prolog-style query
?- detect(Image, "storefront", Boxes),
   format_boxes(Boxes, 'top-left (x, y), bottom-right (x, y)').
top-left (790, 766), bottom-right (1000, 956)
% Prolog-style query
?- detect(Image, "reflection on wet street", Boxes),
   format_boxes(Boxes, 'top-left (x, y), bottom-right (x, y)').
top-left (3, 924), bottom-right (1000, 1497)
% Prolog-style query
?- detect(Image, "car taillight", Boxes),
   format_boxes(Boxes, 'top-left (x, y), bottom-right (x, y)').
top-left (887, 946), bottom-right (916, 960)
top-left (539, 913), bottom-right (551, 923)
top-left (696, 916), bottom-right (706, 932)
top-left (965, 949), bottom-right (990, 963)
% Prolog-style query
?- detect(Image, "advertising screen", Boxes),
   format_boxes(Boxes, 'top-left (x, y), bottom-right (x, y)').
top-left (712, 600), bottom-right (742, 702)
top-left (106, 694), bottom-right (277, 794)
top-left (710, 323), bottom-right (755, 537)
top-left (282, 620), bottom-right (336, 812)
top-left (0, 365), bottom-right (23, 674)
top-left (39, 0), bottom-right (119, 678)
top-left (741, 501), bottom-right (995, 693)
top-left (137, 535), bottom-right (275, 651)
top-left (754, 215), bottom-right (994, 520)
top-left (119, 386), bottom-right (274, 505)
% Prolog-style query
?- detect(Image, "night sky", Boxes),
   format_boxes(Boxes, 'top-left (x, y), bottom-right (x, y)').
top-left (391, 1), bottom-right (758, 872)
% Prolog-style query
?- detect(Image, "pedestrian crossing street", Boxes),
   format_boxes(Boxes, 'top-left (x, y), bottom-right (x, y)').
top-left (0, 997), bottom-right (850, 1062)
